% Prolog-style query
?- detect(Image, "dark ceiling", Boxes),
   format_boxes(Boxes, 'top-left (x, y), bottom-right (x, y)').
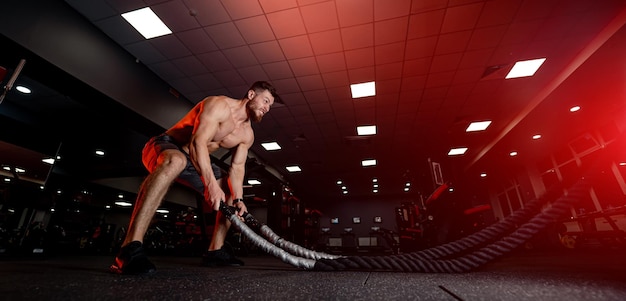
top-left (1, 0), bottom-right (626, 209)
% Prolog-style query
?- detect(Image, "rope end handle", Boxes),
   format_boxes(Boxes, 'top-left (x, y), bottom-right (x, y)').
top-left (219, 200), bottom-right (251, 218)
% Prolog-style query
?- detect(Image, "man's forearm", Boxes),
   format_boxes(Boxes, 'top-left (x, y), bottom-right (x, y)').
top-left (229, 164), bottom-right (245, 199)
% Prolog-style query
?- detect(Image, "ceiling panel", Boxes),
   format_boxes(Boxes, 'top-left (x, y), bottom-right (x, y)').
top-left (5, 0), bottom-right (625, 205)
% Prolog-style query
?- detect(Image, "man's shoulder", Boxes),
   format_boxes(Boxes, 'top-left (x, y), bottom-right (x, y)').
top-left (201, 95), bottom-right (237, 104)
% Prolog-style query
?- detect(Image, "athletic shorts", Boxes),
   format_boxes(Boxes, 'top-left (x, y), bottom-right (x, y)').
top-left (143, 134), bottom-right (223, 196)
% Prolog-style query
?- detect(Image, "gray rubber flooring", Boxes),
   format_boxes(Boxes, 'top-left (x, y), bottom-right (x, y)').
top-left (1, 249), bottom-right (625, 301)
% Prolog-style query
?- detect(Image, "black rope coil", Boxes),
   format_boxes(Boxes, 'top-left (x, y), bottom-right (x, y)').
top-left (313, 181), bottom-right (588, 272)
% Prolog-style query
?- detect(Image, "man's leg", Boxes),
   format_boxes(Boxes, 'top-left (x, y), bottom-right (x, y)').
top-left (111, 149), bottom-right (187, 274)
top-left (202, 178), bottom-right (243, 266)
top-left (208, 192), bottom-right (231, 251)
top-left (123, 150), bottom-right (187, 245)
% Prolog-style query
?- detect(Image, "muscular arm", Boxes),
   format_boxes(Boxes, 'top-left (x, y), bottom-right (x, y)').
top-left (228, 135), bottom-right (253, 215)
top-left (188, 99), bottom-right (231, 209)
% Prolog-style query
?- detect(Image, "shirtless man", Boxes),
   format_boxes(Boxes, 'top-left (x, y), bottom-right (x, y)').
top-left (110, 81), bottom-right (280, 274)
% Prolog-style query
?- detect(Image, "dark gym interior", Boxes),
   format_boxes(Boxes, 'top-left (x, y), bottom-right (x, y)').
top-left (1, 0), bottom-right (626, 300)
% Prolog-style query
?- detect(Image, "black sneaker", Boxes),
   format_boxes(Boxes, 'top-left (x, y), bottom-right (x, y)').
top-left (202, 246), bottom-right (244, 267)
top-left (110, 241), bottom-right (156, 275)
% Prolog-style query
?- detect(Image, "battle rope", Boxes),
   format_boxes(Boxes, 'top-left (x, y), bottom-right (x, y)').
top-left (221, 204), bottom-right (317, 269)
top-left (220, 179), bottom-right (589, 272)
top-left (315, 181), bottom-right (588, 272)
top-left (227, 188), bottom-right (543, 262)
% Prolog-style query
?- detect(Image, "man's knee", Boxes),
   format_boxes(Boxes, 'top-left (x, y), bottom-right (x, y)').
top-left (157, 151), bottom-right (187, 172)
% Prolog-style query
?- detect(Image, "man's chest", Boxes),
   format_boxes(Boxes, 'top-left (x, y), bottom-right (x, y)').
top-left (217, 125), bottom-right (252, 149)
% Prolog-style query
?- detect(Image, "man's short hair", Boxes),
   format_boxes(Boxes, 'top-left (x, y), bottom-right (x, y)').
top-left (247, 81), bottom-right (283, 104)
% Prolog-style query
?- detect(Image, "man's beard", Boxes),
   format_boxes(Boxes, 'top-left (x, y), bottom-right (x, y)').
top-left (247, 105), bottom-right (263, 123)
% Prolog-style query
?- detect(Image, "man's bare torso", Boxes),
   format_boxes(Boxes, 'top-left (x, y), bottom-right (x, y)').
top-left (164, 96), bottom-right (253, 154)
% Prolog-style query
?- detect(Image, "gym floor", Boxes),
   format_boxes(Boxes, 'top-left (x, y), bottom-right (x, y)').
top-left (1, 248), bottom-right (625, 300)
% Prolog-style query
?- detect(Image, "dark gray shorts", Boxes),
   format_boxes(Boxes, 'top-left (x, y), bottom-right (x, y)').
top-left (144, 134), bottom-right (223, 196)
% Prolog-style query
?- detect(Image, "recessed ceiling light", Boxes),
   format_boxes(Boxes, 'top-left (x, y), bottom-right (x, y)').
top-left (448, 147), bottom-right (468, 156)
top-left (42, 158), bottom-right (55, 165)
top-left (15, 86), bottom-right (31, 94)
top-left (115, 201), bottom-right (133, 207)
top-left (95, 150), bottom-right (105, 156)
top-left (261, 142), bottom-right (281, 151)
top-left (342, 190), bottom-right (348, 194)
top-left (505, 58), bottom-right (546, 79)
top-left (510, 151), bottom-right (518, 157)
top-left (286, 165), bottom-right (301, 172)
top-left (532, 134), bottom-right (542, 140)
top-left (336, 180), bottom-right (343, 185)
top-left (361, 159), bottom-right (377, 167)
top-left (350, 81), bottom-right (376, 98)
top-left (118, 194), bottom-right (124, 199)
top-left (570, 106), bottom-right (581, 112)
top-left (404, 187), bottom-right (409, 192)
top-left (156, 209), bottom-right (169, 214)
top-left (480, 173), bottom-right (487, 178)
top-left (15, 167), bottom-right (25, 173)
top-left (357, 125), bottom-right (377, 135)
top-left (372, 178), bottom-right (378, 182)
top-left (466, 121), bottom-right (492, 132)
top-left (248, 179), bottom-right (262, 185)
top-left (121, 7), bottom-right (172, 39)
top-left (373, 189), bottom-right (378, 193)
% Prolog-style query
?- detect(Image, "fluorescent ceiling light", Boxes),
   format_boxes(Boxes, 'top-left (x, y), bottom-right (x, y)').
top-left (570, 106), bottom-right (581, 112)
top-left (15, 167), bottom-right (25, 173)
top-left (466, 121), bottom-right (492, 132)
top-left (16, 86), bottom-right (31, 94)
top-left (357, 125), bottom-right (377, 135)
top-left (2, 166), bottom-right (9, 171)
top-left (115, 201), bottom-right (133, 207)
top-left (336, 180), bottom-right (342, 185)
top-left (509, 151), bottom-right (518, 157)
top-left (532, 134), bottom-right (542, 140)
top-left (286, 165), bottom-right (301, 172)
top-left (248, 179), bottom-right (262, 185)
top-left (42, 158), bottom-right (55, 165)
top-left (448, 147), bottom-right (468, 156)
top-left (505, 58), bottom-right (546, 79)
top-left (121, 7), bottom-right (172, 39)
top-left (261, 142), bottom-right (281, 151)
top-left (350, 81), bottom-right (376, 98)
top-left (361, 159), bottom-right (377, 167)
top-left (95, 150), bottom-right (105, 156)
top-left (156, 209), bottom-right (169, 214)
